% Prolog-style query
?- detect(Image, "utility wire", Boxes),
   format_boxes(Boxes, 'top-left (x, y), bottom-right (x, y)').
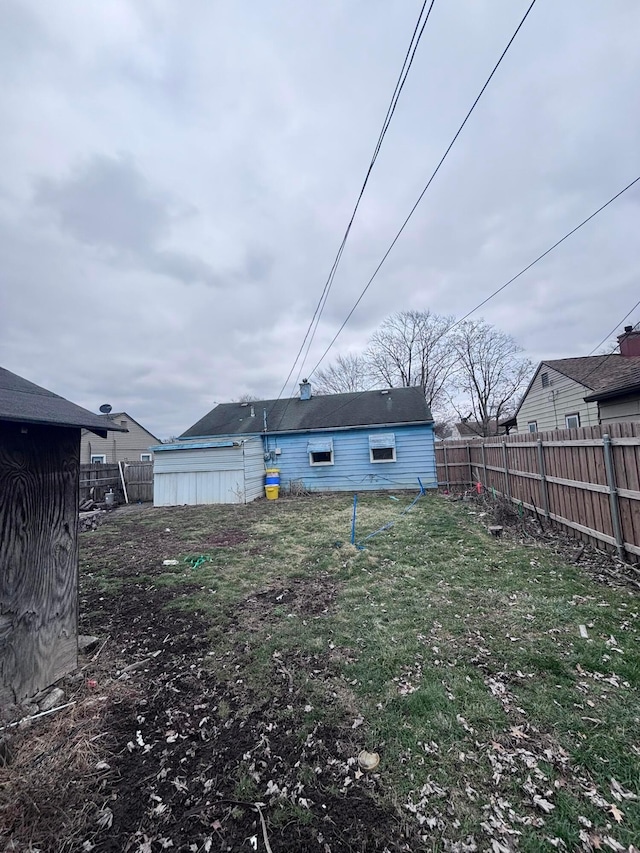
top-left (572, 297), bottom-right (640, 390)
top-left (268, 0), bottom-right (438, 429)
top-left (587, 299), bottom-right (640, 356)
top-left (293, 0), bottom-right (437, 382)
top-left (448, 176), bottom-right (640, 335)
top-left (308, 0), bottom-right (538, 380)
top-left (305, 174), bottom-right (640, 426)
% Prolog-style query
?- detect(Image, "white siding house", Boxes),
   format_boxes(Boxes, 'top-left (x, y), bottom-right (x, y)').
top-left (515, 332), bottom-right (640, 434)
top-left (516, 364), bottom-right (599, 433)
top-left (81, 412), bottom-right (159, 463)
top-left (152, 437), bottom-right (264, 506)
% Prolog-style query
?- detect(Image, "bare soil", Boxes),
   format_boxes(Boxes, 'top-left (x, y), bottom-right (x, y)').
top-left (0, 506), bottom-right (416, 853)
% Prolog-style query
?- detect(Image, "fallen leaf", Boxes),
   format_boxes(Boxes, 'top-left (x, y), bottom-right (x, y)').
top-left (509, 725), bottom-right (529, 741)
top-left (608, 804), bottom-right (624, 824)
top-left (533, 794), bottom-right (555, 813)
top-left (610, 777), bottom-right (638, 801)
top-left (96, 807), bottom-right (113, 829)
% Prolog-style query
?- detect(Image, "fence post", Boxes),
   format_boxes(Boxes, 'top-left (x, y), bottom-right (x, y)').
top-left (443, 443), bottom-right (450, 489)
top-left (602, 433), bottom-right (626, 561)
top-left (536, 439), bottom-right (550, 518)
top-left (481, 442), bottom-right (488, 491)
top-left (502, 441), bottom-right (511, 500)
top-left (467, 444), bottom-right (473, 485)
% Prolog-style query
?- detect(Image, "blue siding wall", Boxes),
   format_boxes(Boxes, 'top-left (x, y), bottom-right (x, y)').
top-left (264, 425), bottom-right (436, 492)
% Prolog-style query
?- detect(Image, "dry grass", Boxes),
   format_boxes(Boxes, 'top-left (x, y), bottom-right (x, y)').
top-left (0, 685), bottom-right (135, 852)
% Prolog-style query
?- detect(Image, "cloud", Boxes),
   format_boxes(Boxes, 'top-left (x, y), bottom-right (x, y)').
top-left (33, 154), bottom-right (223, 286)
top-left (2, 0), bottom-right (640, 437)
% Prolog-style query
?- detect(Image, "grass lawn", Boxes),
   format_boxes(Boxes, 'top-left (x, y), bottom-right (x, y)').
top-left (4, 492), bottom-right (639, 852)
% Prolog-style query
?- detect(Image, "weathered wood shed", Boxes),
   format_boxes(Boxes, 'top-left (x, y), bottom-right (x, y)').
top-left (0, 367), bottom-right (125, 704)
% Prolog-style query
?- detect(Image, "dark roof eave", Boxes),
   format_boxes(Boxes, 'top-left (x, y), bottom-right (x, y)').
top-left (0, 413), bottom-right (117, 436)
top-left (584, 383), bottom-right (640, 403)
top-left (183, 419), bottom-right (434, 440)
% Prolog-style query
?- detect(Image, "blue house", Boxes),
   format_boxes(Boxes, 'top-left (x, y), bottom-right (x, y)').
top-left (153, 383), bottom-right (436, 505)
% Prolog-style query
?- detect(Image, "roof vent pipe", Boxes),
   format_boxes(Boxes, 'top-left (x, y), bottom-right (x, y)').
top-left (299, 379), bottom-right (312, 401)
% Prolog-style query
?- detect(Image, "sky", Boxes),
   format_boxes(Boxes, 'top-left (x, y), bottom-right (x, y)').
top-left (1, 0), bottom-right (639, 439)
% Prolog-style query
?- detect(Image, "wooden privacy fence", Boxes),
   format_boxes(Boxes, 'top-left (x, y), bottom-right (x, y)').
top-left (79, 461), bottom-right (154, 503)
top-left (436, 422), bottom-right (640, 561)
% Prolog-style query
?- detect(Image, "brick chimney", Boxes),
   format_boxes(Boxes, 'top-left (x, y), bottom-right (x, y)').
top-left (299, 379), bottom-right (312, 401)
top-left (617, 325), bottom-right (640, 357)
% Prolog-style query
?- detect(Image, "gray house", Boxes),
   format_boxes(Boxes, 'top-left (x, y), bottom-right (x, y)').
top-left (80, 412), bottom-right (159, 464)
top-left (515, 326), bottom-right (640, 432)
top-left (0, 366), bottom-right (125, 701)
top-left (153, 384), bottom-right (436, 506)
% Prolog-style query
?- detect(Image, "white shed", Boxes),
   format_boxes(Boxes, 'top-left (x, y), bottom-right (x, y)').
top-left (152, 437), bottom-right (265, 506)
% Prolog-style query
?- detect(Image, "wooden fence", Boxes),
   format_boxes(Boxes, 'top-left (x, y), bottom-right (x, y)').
top-left (79, 461), bottom-right (154, 503)
top-left (436, 422), bottom-right (640, 561)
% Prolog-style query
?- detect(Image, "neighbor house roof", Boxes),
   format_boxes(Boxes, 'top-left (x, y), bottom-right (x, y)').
top-left (82, 411), bottom-right (160, 442)
top-left (545, 355), bottom-right (640, 394)
top-left (515, 355), bottom-right (640, 416)
top-left (454, 420), bottom-right (509, 438)
top-left (0, 367), bottom-right (128, 436)
top-left (181, 386), bottom-right (433, 438)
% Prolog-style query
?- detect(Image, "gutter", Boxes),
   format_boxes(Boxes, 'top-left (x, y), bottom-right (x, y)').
top-left (182, 420), bottom-right (434, 441)
top-left (150, 440), bottom-right (241, 452)
top-left (584, 382), bottom-right (640, 403)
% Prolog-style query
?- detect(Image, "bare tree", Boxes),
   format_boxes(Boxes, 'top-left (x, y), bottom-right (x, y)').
top-left (232, 393), bottom-right (259, 403)
top-left (364, 310), bottom-right (457, 412)
top-left (313, 353), bottom-right (371, 394)
top-left (433, 420), bottom-right (453, 440)
top-left (450, 319), bottom-right (532, 436)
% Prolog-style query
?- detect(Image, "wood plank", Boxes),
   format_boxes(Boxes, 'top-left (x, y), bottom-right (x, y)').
top-left (0, 422), bottom-right (79, 703)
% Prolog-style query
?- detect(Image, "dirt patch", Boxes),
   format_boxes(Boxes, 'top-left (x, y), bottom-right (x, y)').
top-left (235, 572), bottom-right (339, 633)
top-left (0, 530), bottom-right (417, 852)
top-left (205, 529), bottom-right (249, 547)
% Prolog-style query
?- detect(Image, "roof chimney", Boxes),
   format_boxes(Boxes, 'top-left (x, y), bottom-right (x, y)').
top-left (299, 379), bottom-right (312, 401)
top-left (617, 325), bottom-right (640, 357)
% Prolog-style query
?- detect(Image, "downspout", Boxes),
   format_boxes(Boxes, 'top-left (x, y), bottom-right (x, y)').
top-left (262, 408), bottom-right (270, 462)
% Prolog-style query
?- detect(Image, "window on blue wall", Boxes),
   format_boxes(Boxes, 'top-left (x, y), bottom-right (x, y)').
top-left (369, 432), bottom-right (396, 463)
top-left (307, 438), bottom-right (334, 466)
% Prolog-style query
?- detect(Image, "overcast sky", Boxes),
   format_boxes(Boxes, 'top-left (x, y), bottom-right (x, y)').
top-left (1, 0), bottom-right (639, 438)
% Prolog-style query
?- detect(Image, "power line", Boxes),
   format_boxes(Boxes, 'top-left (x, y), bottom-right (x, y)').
top-left (573, 297), bottom-right (640, 390)
top-left (448, 176), bottom-right (640, 335)
top-left (587, 298), bottom-right (640, 356)
top-left (308, 0), bottom-right (538, 380)
top-left (293, 0), bottom-right (438, 381)
top-left (305, 174), bottom-right (640, 427)
top-left (268, 0), bottom-right (438, 428)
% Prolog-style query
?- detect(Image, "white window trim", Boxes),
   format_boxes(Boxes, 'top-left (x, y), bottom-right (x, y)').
top-left (565, 413), bottom-right (580, 429)
top-left (140, 453), bottom-right (152, 462)
top-left (527, 421), bottom-right (537, 433)
top-left (370, 446), bottom-right (397, 463)
top-left (91, 454), bottom-right (107, 464)
top-left (368, 432), bottom-right (396, 463)
top-left (309, 450), bottom-right (334, 466)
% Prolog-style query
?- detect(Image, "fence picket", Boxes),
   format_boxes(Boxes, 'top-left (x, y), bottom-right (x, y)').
top-left (436, 423), bottom-right (640, 560)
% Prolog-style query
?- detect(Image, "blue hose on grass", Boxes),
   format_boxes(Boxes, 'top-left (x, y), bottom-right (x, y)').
top-left (355, 479), bottom-right (425, 548)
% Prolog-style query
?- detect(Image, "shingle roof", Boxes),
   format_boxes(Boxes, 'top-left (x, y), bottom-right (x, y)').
top-left (545, 355), bottom-right (640, 398)
top-left (0, 367), bottom-right (127, 435)
top-left (181, 386), bottom-right (433, 438)
top-left (89, 412), bottom-right (160, 441)
top-left (455, 421), bottom-right (506, 437)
